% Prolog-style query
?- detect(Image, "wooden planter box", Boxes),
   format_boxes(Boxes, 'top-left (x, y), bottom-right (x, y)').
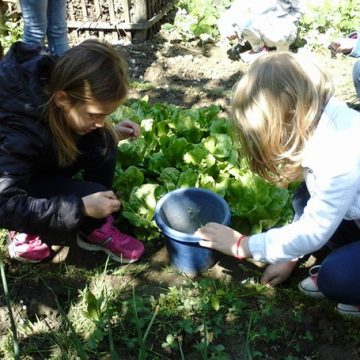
top-left (66, 0), bottom-right (176, 42)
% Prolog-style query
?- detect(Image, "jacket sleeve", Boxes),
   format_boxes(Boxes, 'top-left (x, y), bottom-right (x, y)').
top-left (0, 123), bottom-right (85, 234)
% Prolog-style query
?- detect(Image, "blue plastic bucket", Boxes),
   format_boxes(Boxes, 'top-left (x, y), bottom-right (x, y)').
top-left (154, 187), bottom-right (231, 276)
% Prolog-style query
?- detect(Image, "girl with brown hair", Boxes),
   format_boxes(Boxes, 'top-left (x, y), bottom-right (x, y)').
top-left (0, 39), bottom-right (144, 264)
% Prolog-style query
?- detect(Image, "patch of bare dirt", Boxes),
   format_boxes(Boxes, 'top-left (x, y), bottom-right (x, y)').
top-left (123, 28), bottom-right (357, 111)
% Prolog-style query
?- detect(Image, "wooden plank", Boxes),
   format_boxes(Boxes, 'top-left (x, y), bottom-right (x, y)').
top-left (68, 1), bottom-right (75, 21)
top-left (122, 0), bottom-right (131, 23)
top-left (67, 1), bottom-right (176, 30)
top-left (2, 0), bottom-right (19, 15)
top-left (149, 0), bottom-right (155, 18)
top-left (133, 0), bottom-right (147, 23)
top-left (132, 0), bottom-right (148, 40)
top-left (80, 0), bottom-right (89, 37)
top-left (108, 0), bottom-right (115, 23)
top-left (94, 0), bottom-right (101, 18)
top-left (80, 0), bottom-right (87, 19)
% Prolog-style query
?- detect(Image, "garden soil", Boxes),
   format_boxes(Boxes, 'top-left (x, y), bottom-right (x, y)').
top-left (1, 27), bottom-right (360, 359)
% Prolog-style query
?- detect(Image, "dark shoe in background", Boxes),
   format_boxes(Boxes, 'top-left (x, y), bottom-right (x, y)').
top-left (227, 41), bottom-right (252, 61)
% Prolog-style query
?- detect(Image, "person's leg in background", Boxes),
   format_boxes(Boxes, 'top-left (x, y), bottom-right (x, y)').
top-left (241, 23), bottom-right (266, 53)
top-left (19, 0), bottom-right (48, 47)
top-left (255, 17), bottom-right (298, 52)
top-left (352, 59), bottom-right (360, 99)
top-left (47, 0), bottom-right (69, 55)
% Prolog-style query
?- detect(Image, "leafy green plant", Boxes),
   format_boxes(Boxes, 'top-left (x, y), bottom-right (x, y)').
top-left (0, 16), bottom-right (23, 54)
top-left (111, 99), bottom-right (294, 241)
top-left (165, 0), bottom-right (232, 40)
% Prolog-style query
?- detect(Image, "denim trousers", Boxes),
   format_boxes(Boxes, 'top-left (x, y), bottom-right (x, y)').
top-left (19, 0), bottom-right (69, 55)
top-left (293, 182), bottom-right (360, 304)
top-left (26, 131), bottom-right (117, 235)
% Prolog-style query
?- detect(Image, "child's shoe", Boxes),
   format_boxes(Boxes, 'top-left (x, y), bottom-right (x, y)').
top-left (298, 265), bottom-right (325, 298)
top-left (7, 232), bottom-right (51, 263)
top-left (77, 216), bottom-right (144, 263)
top-left (299, 265), bottom-right (360, 318)
top-left (336, 303), bottom-right (360, 318)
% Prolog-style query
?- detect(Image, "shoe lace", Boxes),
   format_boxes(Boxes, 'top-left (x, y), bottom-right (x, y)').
top-left (309, 265), bottom-right (321, 284)
top-left (107, 225), bottom-right (128, 244)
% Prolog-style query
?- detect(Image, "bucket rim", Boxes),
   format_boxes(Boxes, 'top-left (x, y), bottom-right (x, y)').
top-left (154, 187), bottom-right (231, 243)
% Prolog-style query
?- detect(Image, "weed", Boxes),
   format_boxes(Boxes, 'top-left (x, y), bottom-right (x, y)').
top-left (0, 16), bottom-right (23, 55)
top-left (0, 248), bottom-right (19, 359)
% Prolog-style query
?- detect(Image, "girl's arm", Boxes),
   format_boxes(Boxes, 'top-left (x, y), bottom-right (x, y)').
top-left (195, 223), bottom-right (251, 259)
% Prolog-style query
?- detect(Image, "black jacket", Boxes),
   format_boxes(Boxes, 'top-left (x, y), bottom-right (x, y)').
top-left (0, 42), bottom-right (84, 234)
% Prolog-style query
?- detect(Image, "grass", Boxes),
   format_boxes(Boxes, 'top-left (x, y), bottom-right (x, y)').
top-left (2, 244), bottom-right (360, 360)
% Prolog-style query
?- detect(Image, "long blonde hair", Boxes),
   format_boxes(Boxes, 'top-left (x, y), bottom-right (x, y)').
top-left (44, 39), bottom-right (129, 167)
top-left (231, 52), bottom-right (334, 183)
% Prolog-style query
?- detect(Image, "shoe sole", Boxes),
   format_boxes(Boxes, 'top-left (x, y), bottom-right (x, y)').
top-left (336, 305), bottom-right (360, 317)
top-left (336, 309), bottom-right (360, 317)
top-left (298, 283), bottom-right (325, 298)
top-left (76, 235), bottom-right (139, 264)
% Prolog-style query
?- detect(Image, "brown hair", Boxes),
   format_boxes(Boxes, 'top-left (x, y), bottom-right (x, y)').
top-left (231, 52), bottom-right (334, 183)
top-left (45, 39), bottom-right (129, 167)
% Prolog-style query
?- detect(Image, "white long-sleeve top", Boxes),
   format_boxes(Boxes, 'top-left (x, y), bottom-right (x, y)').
top-left (248, 97), bottom-right (360, 263)
top-left (218, 0), bottom-right (305, 39)
top-left (272, 0), bottom-right (306, 22)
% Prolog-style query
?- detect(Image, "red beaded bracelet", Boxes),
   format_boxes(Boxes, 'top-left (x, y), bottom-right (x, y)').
top-left (235, 234), bottom-right (247, 260)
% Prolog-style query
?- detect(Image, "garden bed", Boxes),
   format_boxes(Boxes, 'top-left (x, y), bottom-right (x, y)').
top-left (1, 5), bottom-right (360, 359)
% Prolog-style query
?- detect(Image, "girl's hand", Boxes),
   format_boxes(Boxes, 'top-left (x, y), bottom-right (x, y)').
top-left (194, 222), bottom-right (250, 258)
top-left (115, 119), bottom-right (141, 140)
top-left (82, 191), bottom-right (121, 219)
top-left (261, 260), bottom-right (298, 287)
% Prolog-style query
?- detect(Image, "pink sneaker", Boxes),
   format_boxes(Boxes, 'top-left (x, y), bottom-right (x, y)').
top-left (77, 216), bottom-right (144, 263)
top-left (7, 232), bottom-right (51, 263)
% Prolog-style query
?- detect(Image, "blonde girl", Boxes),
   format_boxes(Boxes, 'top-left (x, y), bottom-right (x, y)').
top-left (196, 52), bottom-right (360, 317)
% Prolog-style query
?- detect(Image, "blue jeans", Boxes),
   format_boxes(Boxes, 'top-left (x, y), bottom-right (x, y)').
top-left (19, 0), bottom-right (69, 55)
top-left (293, 183), bottom-right (360, 304)
top-left (352, 59), bottom-right (360, 99)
